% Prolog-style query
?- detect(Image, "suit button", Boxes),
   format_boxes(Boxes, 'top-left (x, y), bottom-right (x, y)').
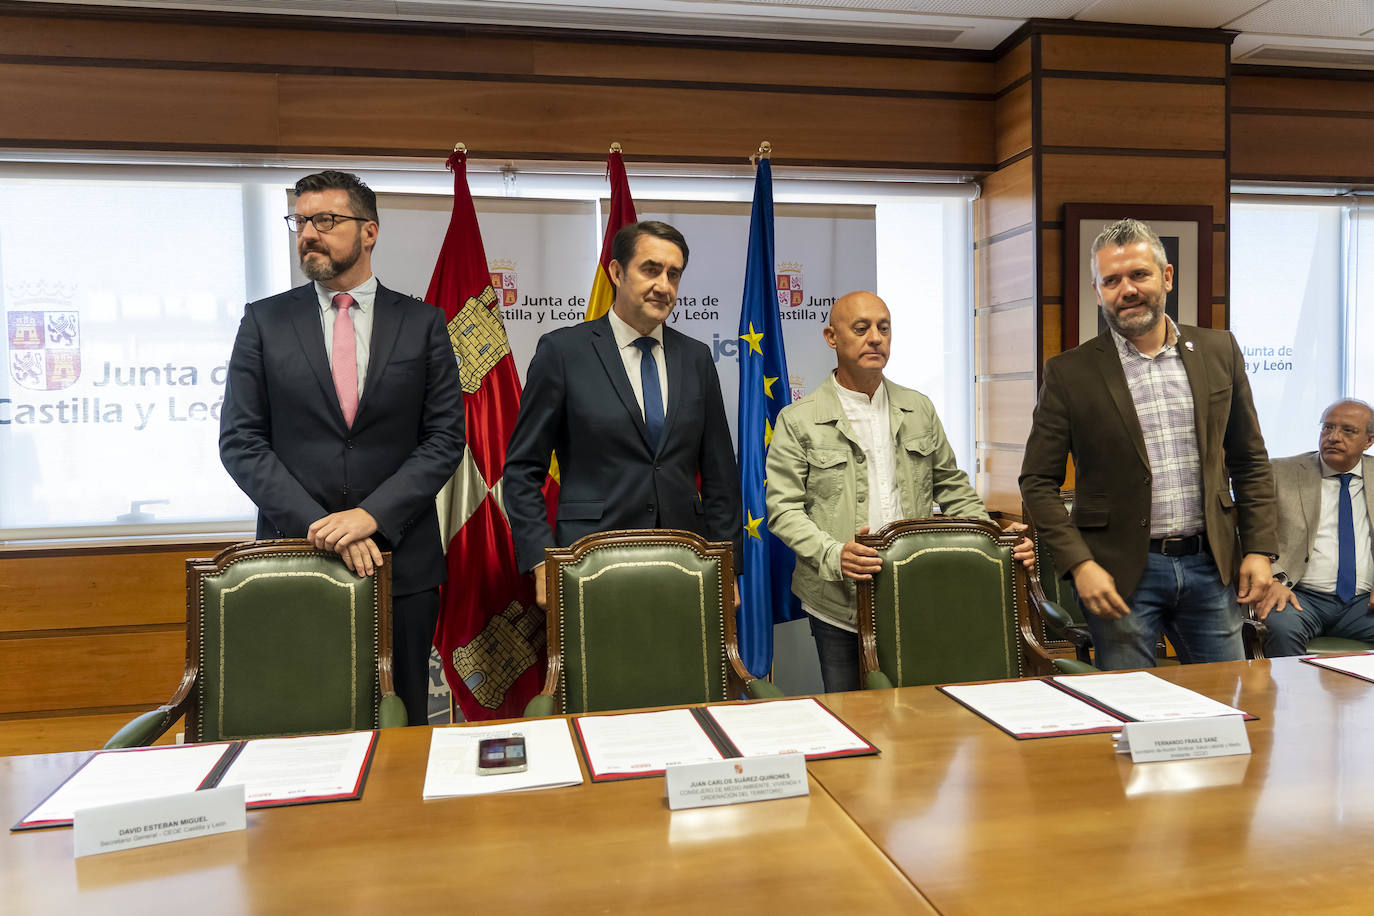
top-left (346, 439), bottom-right (355, 449)
top-left (858, 494), bottom-right (866, 503)
top-left (655, 464), bottom-right (662, 471)
top-left (1143, 475), bottom-right (1150, 484)
top-left (857, 454), bottom-right (866, 464)
top-left (343, 486), bottom-right (351, 496)
top-left (647, 504), bottom-right (656, 513)
top-left (1139, 518), bottom-right (1147, 527)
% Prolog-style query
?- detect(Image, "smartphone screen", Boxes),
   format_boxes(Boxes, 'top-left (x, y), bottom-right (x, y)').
top-left (476, 736), bottom-right (528, 775)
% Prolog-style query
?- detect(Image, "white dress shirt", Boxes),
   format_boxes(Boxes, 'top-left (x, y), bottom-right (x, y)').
top-left (801, 375), bottom-right (902, 633)
top-left (607, 307), bottom-right (668, 420)
top-left (1304, 458), bottom-right (1374, 595)
top-left (315, 276), bottom-right (377, 399)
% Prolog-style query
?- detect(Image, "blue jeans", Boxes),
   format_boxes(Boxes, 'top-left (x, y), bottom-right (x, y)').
top-left (1263, 586), bottom-right (1374, 656)
top-left (1078, 551), bottom-right (1244, 670)
top-left (809, 614), bottom-right (861, 693)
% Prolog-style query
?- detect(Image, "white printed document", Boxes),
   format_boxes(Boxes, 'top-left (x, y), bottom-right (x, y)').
top-left (1052, 671), bottom-right (1254, 722)
top-left (1302, 652), bottom-right (1374, 683)
top-left (704, 698), bottom-right (874, 758)
top-left (15, 743), bottom-right (234, 829)
top-left (574, 708), bottom-right (728, 780)
top-left (940, 679), bottom-right (1126, 738)
top-left (422, 719), bottom-right (583, 798)
top-left (216, 731), bottom-right (376, 807)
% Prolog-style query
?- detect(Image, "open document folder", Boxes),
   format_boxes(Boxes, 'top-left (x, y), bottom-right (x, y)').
top-left (422, 718), bottom-right (584, 798)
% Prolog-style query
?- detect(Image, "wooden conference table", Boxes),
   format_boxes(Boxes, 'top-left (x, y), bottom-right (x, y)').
top-left (3, 657), bottom-right (1372, 914)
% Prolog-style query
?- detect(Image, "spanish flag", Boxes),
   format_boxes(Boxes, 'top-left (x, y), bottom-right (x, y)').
top-left (584, 146), bottom-right (637, 321)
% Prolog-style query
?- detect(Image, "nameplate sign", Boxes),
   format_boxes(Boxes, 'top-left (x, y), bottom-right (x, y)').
top-left (73, 784), bottom-right (246, 858)
top-left (1114, 716), bottom-right (1251, 764)
top-left (664, 753), bottom-right (808, 810)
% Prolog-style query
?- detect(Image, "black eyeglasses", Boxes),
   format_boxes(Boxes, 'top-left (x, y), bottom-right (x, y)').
top-left (284, 213), bottom-right (369, 233)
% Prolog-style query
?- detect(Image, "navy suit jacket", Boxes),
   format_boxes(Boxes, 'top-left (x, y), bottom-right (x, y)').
top-left (503, 314), bottom-right (741, 573)
top-left (219, 282), bottom-right (465, 595)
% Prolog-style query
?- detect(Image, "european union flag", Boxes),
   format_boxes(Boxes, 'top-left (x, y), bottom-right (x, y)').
top-left (736, 157), bottom-right (802, 679)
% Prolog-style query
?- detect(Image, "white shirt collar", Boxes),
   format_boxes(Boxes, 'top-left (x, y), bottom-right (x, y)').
top-left (607, 306), bottom-right (664, 350)
top-left (1320, 456), bottom-right (1366, 480)
top-left (315, 275), bottom-right (377, 315)
top-left (831, 373), bottom-right (887, 411)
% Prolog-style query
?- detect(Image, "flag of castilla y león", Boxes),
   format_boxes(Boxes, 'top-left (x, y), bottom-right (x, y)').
top-left (429, 149), bottom-right (554, 721)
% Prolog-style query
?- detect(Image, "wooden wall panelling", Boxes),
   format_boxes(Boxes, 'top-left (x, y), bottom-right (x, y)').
top-left (995, 81), bottom-right (1032, 165)
top-left (1039, 34), bottom-right (1227, 79)
top-left (1213, 228), bottom-right (1228, 302)
top-left (979, 378), bottom-right (1036, 447)
top-left (1040, 228), bottom-right (1061, 302)
top-left (994, 38), bottom-right (1031, 92)
top-left (1039, 154), bottom-right (1227, 227)
top-left (0, 630), bottom-right (184, 716)
top-left (984, 230), bottom-right (1035, 307)
top-left (1231, 73), bottom-right (1374, 112)
top-left (0, 711), bottom-right (179, 757)
top-left (977, 445), bottom-right (1025, 515)
top-left (0, 549), bottom-right (189, 633)
top-left (976, 304), bottom-right (1036, 377)
top-left (1231, 112), bottom-right (1374, 184)
top-left (980, 157), bottom-right (1035, 239)
top-left (1041, 303), bottom-right (1062, 364)
top-left (0, 11), bottom-right (995, 95)
top-left (274, 74), bottom-right (995, 165)
top-left (1039, 79), bottom-right (1226, 151)
top-left (0, 63), bottom-right (280, 147)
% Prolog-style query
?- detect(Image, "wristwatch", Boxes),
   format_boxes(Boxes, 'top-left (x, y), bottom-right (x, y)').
top-left (1272, 572), bottom-right (1293, 588)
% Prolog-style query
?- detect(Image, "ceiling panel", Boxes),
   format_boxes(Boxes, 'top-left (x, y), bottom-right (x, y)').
top-left (1227, 0), bottom-right (1374, 38)
top-left (12, 0), bottom-right (1374, 63)
top-left (1072, 0), bottom-right (1264, 29)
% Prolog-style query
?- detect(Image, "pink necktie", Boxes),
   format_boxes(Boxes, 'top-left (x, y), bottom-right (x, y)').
top-left (331, 292), bottom-right (358, 427)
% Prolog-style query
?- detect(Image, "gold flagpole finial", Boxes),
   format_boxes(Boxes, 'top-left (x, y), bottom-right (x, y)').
top-left (751, 140), bottom-right (772, 165)
top-left (453, 142), bottom-right (466, 153)
top-left (610, 141), bottom-right (623, 154)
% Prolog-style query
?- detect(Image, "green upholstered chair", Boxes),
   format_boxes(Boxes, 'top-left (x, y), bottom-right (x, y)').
top-left (1023, 494), bottom-right (1097, 674)
top-left (856, 517), bottom-right (1056, 689)
top-left (523, 529), bottom-right (784, 717)
top-left (1243, 615), bottom-right (1374, 659)
top-left (106, 539), bottom-right (406, 748)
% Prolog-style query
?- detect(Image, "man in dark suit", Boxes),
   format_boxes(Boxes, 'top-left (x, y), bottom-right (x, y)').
top-left (1020, 217), bottom-right (1277, 669)
top-left (503, 220), bottom-right (741, 608)
top-left (220, 170), bottom-right (465, 725)
top-left (1256, 400), bottom-right (1374, 655)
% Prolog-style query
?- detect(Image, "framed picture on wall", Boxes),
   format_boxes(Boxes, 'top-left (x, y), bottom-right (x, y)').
top-left (1063, 203), bottom-right (1213, 348)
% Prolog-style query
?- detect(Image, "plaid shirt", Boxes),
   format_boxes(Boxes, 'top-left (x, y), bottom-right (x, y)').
top-left (1112, 318), bottom-right (1204, 538)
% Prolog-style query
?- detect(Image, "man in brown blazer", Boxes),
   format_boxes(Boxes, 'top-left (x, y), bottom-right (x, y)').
top-left (1020, 218), bottom-right (1277, 670)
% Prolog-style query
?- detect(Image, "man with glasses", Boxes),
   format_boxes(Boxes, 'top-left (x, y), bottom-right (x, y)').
top-left (220, 170), bottom-right (464, 725)
top-left (1254, 400), bottom-right (1374, 655)
top-left (1020, 217), bottom-right (1277, 669)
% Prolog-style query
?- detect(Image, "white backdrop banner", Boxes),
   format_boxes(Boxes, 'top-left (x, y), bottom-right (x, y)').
top-left (313, 192), bottom-right (878, 445)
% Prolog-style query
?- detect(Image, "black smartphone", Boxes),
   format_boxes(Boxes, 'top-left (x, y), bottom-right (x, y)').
top-left (476, 736), bottom-right (528, 775)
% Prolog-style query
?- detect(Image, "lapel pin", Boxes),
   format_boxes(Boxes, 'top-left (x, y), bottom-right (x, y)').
top-left (1184, 340), bottom-right (1195, 351)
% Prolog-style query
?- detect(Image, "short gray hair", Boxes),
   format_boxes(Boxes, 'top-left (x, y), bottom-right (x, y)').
top-left (1090, 218), bottom-right (1168, 283)
top-left (1324, 398), bottom-right (1374, 436)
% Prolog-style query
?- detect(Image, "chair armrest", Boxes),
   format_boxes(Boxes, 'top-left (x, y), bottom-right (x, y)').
top-left (379, 693), bottom-right (408, 729)
top-left (744, 679), bottom-right (785, 699)
top-left (863, 670), bottom-right (894, 690)
top-left (523, 693), bottom-right (556, 718)
top-left (1052, 658), bottom-right (1100, 674)
top-left (104, 708), bottom-right (174, 749)
top-left (1036, 598), bottom-right (1080, 635)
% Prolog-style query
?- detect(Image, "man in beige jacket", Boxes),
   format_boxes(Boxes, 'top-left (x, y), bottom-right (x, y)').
top-left (766, 290), bottom-right (1029, 691)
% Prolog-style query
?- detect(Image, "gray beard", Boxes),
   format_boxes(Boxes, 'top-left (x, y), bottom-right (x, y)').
top-left (299, 244), bottom-right (360, 282)
top-left (1101, 298), bottom-right (1163, 338)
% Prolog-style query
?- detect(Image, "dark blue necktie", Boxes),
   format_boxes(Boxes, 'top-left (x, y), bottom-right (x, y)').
top-left (1338, 472), bottom-right (1357, 602)
top-left (633, 336), bottom-right (664, 452)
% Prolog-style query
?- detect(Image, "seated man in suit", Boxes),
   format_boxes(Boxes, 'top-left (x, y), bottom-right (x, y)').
top-left (765, 290), bottom-right (1032, 692)
top-left (1258, 399), bottom-right (1374, 655)
top-left (503, 220), bottom-right (741, 608)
